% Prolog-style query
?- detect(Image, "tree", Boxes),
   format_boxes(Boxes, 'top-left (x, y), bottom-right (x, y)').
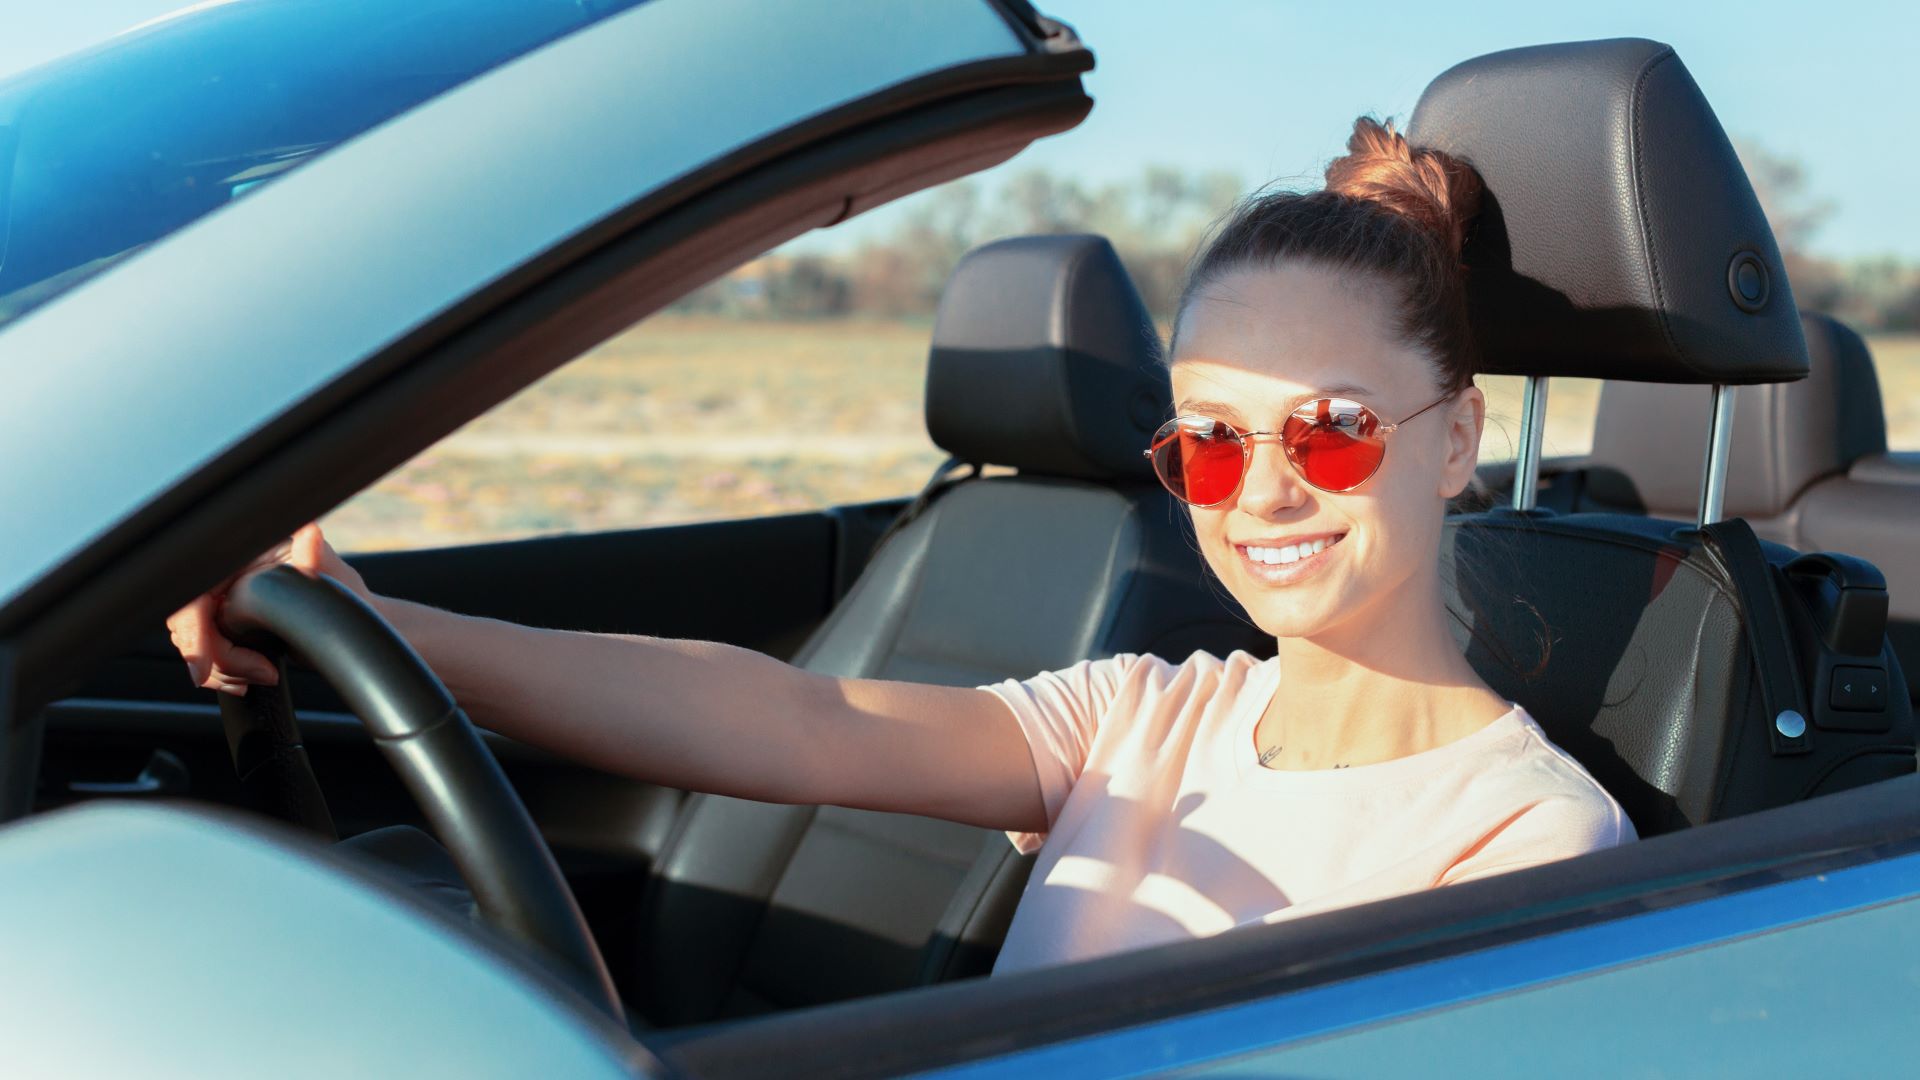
top-left (764, 256), bottom-right (850, 318)
top-left (1734, 138), bottom-right (1854, 318)
top-left (675, 146), bottom-right (1920, 330)
top-left (1734, 138), bottom-right (1833, 255)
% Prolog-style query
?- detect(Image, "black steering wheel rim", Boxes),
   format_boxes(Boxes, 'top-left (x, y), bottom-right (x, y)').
top-left (221, 565), bottom-right (621, 1018)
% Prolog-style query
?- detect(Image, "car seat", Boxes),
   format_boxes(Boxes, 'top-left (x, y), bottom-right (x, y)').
top-left (629, 235), bottom-right (1269, 1026)
top-left (1409, 38), bottom-right (1916, 838)
top-left (1543, 313), bottom-right (1920, 706)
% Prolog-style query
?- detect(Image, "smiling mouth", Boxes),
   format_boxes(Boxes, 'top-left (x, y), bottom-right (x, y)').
top-left (1237, 532), bottom-right (1346, 567)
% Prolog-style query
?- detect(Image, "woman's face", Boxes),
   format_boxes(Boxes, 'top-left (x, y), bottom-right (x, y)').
top-left (1168, 262), bottom-right (1486, 643)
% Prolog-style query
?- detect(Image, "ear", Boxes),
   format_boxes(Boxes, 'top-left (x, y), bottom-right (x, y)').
top-left (1437, 386), bottom-right (1484, 499)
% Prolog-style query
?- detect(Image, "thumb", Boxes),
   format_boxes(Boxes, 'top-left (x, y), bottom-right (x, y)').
top-left (289, 521), bottom-right (327, 575)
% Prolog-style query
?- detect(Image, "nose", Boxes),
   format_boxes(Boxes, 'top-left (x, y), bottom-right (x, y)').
top-left (1234, 435), bottom-right (1309, 518)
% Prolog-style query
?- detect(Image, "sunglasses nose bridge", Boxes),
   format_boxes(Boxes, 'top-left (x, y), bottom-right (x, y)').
top-left (1233, 430), bottom-right (1309, 509)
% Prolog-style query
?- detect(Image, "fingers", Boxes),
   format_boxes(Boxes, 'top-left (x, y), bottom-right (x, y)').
top-left (294, 519), bottom-right (376, 603)
top-left (166, 592), bottom-right (222, 688)
top-left (214, 644), bottom-right (279, 689)
top-left (252, 534), bottom-right (295, 573)
top-left (167, 589), bottom-right (280, 694)
top-left (203, 667), bottom-right (258, 698)
top-left (167, 526), bottom-right (325, 697)
top-left (291, 521), bottom-right (326, 575)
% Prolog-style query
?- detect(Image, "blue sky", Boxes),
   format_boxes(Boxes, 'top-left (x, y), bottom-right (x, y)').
top-left (7, 1), bottom-right (1914, 260)
top-left (936, 0), bottom-right (1918, 261)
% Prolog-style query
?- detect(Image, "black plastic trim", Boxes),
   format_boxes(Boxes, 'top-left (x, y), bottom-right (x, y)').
top-left (0, 643), bottom-right (31, 822)
top-left (218, 654), bottom-right (337, 840)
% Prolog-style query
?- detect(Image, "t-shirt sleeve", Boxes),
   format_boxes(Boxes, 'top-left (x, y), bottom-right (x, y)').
top-left (1437, 791), bottom-right (1636, 887)
top-left (977, 653), bottom-right (1145, 856)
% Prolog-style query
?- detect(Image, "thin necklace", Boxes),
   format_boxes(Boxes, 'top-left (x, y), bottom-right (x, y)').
top-left (1256, 706), bottom-right (1350, 770)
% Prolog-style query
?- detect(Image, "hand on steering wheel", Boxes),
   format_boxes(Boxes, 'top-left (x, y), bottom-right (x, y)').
top-left (167, 522), bottom-right (370, 696)
top-left (165, 525), bottom-right (622, 1020)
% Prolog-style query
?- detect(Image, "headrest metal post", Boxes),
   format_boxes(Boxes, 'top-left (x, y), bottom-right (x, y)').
top-left (1510, 375), bottom-right (1549, 512)
top-left (1698, 384), bottom-right (1736, 527)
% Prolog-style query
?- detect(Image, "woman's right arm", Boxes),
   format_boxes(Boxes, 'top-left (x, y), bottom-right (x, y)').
top-left (167, 524), bottom-right (1049, 835)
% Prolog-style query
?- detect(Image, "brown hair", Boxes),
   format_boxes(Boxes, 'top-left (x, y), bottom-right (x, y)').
top-left (1171, 116), bottom-right (1484, 395)
top-left (1171, 118), bottom-right (1553, 677)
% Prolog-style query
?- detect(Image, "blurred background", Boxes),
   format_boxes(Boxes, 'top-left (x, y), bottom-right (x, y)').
top-left (12, 2), bottom-right (1915, 551)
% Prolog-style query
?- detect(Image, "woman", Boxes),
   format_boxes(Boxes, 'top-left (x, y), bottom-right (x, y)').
top-left (168, 117), bottom-right (1633, 976)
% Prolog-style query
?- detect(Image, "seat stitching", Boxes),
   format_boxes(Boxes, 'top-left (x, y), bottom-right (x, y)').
top-left (1051, 242), bottom-right (1094, 476)
top-left (722, 804), bottom-right (821, 1013)
top-left (811, 811), bottom-right (979, 870)
top-left (1627, 48), bottom-right (1699, 378)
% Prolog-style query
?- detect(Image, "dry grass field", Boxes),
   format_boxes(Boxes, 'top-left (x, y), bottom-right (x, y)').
top-left (321, 317), bottom-right (1920, 554)
top-left (324, 317), bottom-right (947, 551)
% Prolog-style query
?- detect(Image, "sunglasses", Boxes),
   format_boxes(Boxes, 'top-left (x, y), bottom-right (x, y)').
top-left (1144, 394), bottom-right (1452, 505)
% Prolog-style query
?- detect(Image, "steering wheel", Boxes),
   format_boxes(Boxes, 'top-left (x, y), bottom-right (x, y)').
top-left (217, 565), bottom-right (621, 1018)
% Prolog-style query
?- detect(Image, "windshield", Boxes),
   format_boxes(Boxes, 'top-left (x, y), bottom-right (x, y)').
top-left (0, 0), bottom-right (648, 332)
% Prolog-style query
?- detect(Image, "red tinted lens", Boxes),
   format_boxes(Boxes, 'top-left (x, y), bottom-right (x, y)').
top-left (1149, 417), bottom-right (1246, 505)
top-left (1283, 399), bottom-right (1385, 492)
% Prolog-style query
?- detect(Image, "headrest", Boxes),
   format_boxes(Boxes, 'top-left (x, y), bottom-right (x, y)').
top-left (1587, 313), bottom-right (1887, 518)
top-left (1408, 38), bottom-right (1811, 385)
top-left (925, 234), bottom-right (1166, 480)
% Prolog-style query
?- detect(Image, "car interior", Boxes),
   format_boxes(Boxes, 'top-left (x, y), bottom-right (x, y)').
top-left (1527, 311), bottom-right (1920, 708)
top-left (26, 32), bottom-right (1920, 1060)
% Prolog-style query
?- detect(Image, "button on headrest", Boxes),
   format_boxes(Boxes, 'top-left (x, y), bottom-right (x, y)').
top-left (1408, 38), bottom-right (1810, 385)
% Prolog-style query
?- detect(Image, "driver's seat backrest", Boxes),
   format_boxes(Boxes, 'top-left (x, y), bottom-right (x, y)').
top-left (630, 236), bottom-right (1265, 1026)
top-left (1410, 39), bottom-right (1915, 839)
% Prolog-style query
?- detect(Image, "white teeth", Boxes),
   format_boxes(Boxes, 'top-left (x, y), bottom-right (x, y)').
top-left (1244, 535), bottom-right (1341, 568)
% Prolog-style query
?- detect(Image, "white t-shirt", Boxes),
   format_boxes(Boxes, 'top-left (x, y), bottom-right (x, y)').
top-left (977, 649), bottom-right (1635, 976)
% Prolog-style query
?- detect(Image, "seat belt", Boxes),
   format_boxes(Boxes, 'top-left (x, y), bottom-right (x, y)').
top-left (1698, 518), bottom-right (1810, 756)
top-left (869, 454), bottom-right (981, 554)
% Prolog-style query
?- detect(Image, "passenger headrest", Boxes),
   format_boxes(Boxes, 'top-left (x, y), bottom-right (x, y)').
top-left (1587, 313), bottom-right (1887, 518)
top-left (924, 234), bottom-right (1165, 481)
top-left (1408, 38), bottom-right (1811, 385)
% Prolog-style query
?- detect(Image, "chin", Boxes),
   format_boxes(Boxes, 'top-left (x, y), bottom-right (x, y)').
top-left (1202, 543), bottom-right (1336, 628)
top-left (1212, 566), bottom-right (1347, 640)
top-left (1243, 597), bottom-right (1345, 640)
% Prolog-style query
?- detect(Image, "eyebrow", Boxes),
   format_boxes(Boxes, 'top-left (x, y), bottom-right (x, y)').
top-left (1177, 383), bottom-right (1376, 420)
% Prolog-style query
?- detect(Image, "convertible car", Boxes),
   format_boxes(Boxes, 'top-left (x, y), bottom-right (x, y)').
top-left (1, 1), bottom-right (1917, 1076)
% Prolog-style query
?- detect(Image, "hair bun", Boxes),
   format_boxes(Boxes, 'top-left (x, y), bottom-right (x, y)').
top-left (1324, 116), bottom-right (1482, 265)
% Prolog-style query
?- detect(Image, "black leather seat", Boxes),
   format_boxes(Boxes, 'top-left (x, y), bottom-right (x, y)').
top-left (630, 235), bottom-right (1267, 1027)
top-left (1409, 38), bottom-right (1915, 838)
top-left (1544, 312), bottom-right (1920, 705)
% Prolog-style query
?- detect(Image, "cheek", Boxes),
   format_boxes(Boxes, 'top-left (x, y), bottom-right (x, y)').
top-left (1353, 456), bottom-right (1446, 566)
top-left (1187, 507), bottom-right (1235, 571)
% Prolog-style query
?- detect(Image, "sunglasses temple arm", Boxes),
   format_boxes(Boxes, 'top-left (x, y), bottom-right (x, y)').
top-left (1392, 393), bottom-right (1456, 428)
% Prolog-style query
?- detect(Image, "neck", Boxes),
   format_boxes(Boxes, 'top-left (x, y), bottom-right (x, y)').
top-left (1259, 567), bottom-right (1503, 766)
